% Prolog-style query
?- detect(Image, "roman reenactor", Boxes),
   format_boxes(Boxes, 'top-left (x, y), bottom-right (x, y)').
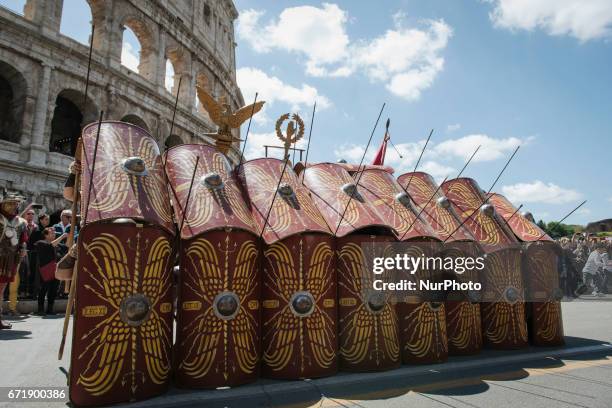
top-left (0, 192), bottom-right (28, 329)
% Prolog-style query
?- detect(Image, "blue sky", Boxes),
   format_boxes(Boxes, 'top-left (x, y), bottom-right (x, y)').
top-left (1, 0), bottom-right (610, 225)
top-left (233, 0), bottom-right (612, 226)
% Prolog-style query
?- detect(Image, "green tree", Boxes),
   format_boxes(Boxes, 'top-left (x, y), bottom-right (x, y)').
top-left (543, 222), bottom-right (575, 239)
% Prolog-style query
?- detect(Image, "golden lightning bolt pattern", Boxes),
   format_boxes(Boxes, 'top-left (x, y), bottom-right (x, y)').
top-left (77, 233), bottom-right (172, 396)
top-left (263, 240), bottom-right (335, 372)
top-left (180, 236), bottom-right (259, 379)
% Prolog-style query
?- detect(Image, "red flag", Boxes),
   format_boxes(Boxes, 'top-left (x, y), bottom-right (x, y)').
top-left (371, 132), bottom-right (390, 165)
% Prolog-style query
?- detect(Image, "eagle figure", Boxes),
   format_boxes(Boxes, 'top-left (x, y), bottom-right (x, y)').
top-left (197, 86), bottom-right (265, 154)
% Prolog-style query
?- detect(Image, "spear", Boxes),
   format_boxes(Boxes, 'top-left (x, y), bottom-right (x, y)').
top-left (259, 158), bottom-right (291, 240)
top-left (333, 103), bottom-right (386, 236)
top-left (455, 145), bottom-right (481, 179)
top-left (167, 75), bottom-right (183, 148)
top-left (536, 201), bottom-right (587, 241)
top-left (58, 110), bottom-right (103, 361)
top-left (301, 102), bottom-right (317, 184)
top-left (236, 92), bottom-right (259, 173)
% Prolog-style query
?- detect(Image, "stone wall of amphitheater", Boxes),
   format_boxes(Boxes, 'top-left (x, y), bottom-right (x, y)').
top-left (0, 0), bottom-right (243, 216)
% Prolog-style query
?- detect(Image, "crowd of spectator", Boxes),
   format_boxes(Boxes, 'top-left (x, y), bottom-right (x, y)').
top-left (2, 204), bottom-right (78, 318)
top-left (558, 236), bottom-right (612, 298)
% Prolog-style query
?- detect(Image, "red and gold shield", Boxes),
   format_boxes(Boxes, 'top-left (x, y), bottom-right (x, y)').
top-left (240, 159), bottom-right (337, 379)
top-left (400, 172), bottom-right (483, 356)
top-left (337, 234), bottom-right (401, 371)
top-left (70, 223), bottom-right (174, 406)
top-left (357, 168), bottom-right (449, 364)
top-left (489, 193), bottom-right (564, 346)
top-left (79, 121), bottom-right (174, 230)
top-left (165, 145), bottom-right (261, 388)
top-left (302, 163), bottom-right (401, 371)
top-left (70, 122), bottom-right (175, 406)
top-left (442, 178), bottom-right (528, 349)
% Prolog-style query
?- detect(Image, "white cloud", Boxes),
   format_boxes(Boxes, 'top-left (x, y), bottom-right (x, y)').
top-left (333, 138), bottom-right (455, 180)
top-left (245, 132), bottom-right (308, 160)
top-left (237, 5), bottom-right (452, 101)
top-left (121, 42), bottom-right (139, 72)
top-left (447, 123), bottom-right (461, 132)
top-left (334, 144), bottom-right (369, 163)
top-left (236, 67), bottom-right (331, 124)
top-left (434, 134), bottom-right (524, 162)
top-left (576, 207), bottom-right (591, 216)
top-left (237, 5), bottom-right (350, 76)
top-left (501, 180), bottom-right (582, 204)
top-left (350, 19), bottom-right (452, 100)
top-left (488, 0), bottom-right (612, 41)
top-left (333, 132), bottom-right (524, 177)
top-left (608, 197), bottom-right (612, 203)
top-left (420, 160), bottom-right (456, 181)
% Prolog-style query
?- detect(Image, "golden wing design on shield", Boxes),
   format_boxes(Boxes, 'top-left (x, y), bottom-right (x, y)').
top-left (447, 182), bottom-right (501, 244)
top-left (182, 237), bottom-right (259, 378)
top-left (230, 240), bottom-right (259, 375)
top-left (140, 237), bottom-right (172, 384)
top-left (180, 309), bottom-right (223, 378)
top-left (138, 137), bottom-right (173, 223)
top-left (211, 152), bottom-right (257, 230)
top-left (85, 130), bottom-right (130, 214)
top-left (77, 314), bottom-right (130, 396)
top-left (338, 242), bottom-right (369, 294)
top-left (379, 304), bottom-right (400, 361)
top-left (528, 246), bottom-right (557, 290)
top-left (446, 302), bottom-right (481, 350)
top-left (534, 302), bottom-right (562, 342)
top-left (180, 238), bottom-right (225, 377)
top-left (304, 242), bottom-right (335, 368)
top-left (140, 314), bottom-right (171, 384)
top-left (141, 237), bottom-right (171, 303)
top-left (248, 164), bottom-right (292, 235)
top-left (338, 243), bottom-right (399, 365)
top-left (263, 307), bottom-right (299, 371)
top-left (262, 241), bottom-right (300, 371)
top-left (309, 168), bottom-right (360, 229)
top-left (483, 252), bottom-right (527, 345)
top-left (340, 306), bottom-right (373, 364)
top-left (77, 233), bottom-right (133, 395)
top-left (402, 303), bottom-right (447, 358)
top-left (173, 152), bottom-right (214, 230)
top-left (264, 242), bottom-right (299, 304)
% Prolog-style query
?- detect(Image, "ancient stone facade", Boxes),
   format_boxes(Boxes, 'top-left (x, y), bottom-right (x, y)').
top-left (585, 219), bottom-right (612, 234)
top-left (0, 0), bottom-right (243, 216)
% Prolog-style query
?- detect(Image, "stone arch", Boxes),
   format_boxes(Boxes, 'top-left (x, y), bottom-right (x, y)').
top-left (59, 0), bottom-right (93, 45)
top-left (164, 134), bottom-right (183, 149)
top-left (121, 114), bottom-right (149, 132)
top-left (49, 89), bottom-right (98, 156)
top-left (165, 40), bottom-right (191, 104)
top-left (0, 61), bottom-right (28, 143)
top-left (120, 15), bottom-right (156, 81)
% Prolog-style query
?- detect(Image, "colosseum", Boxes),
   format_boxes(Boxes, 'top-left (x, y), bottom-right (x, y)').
top-left (0, 0), bottom-right (243, 219)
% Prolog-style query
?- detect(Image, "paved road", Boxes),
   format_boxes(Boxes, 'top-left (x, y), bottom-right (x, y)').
top-left (1, 299), bottom-right (611, 407)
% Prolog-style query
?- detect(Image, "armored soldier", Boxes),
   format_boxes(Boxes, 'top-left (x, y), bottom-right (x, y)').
top-left (0, 192), bottom-right (28, 329)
